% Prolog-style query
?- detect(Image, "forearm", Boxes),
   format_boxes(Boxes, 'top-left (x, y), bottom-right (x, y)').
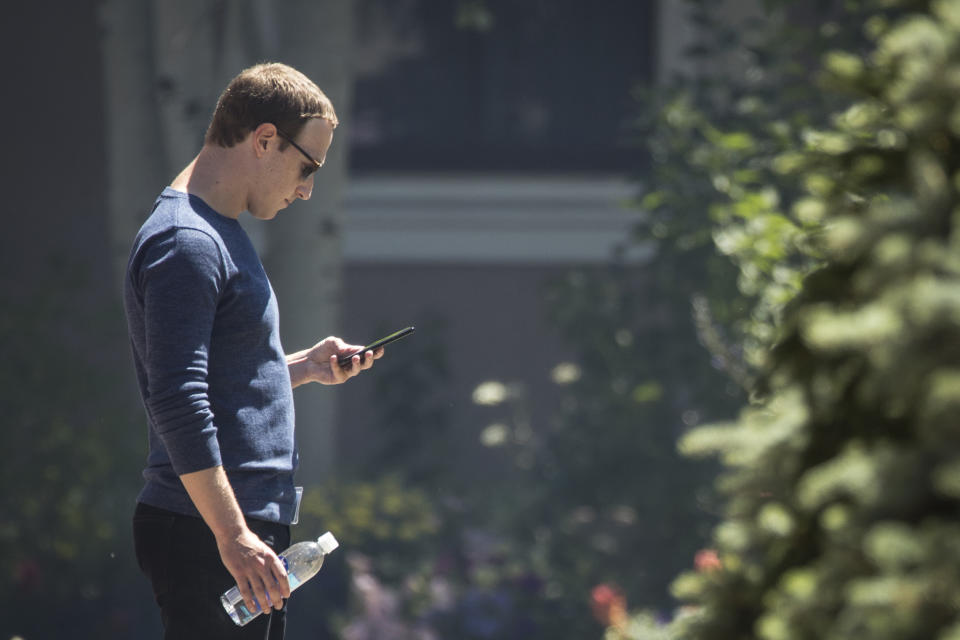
top-left (179, 466), bottom-right (249, 541)
top-left (180, 465), bottom-right (290, 611)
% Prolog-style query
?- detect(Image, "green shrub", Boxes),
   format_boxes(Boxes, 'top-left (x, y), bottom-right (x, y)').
top-left (673, 1), bottom-right (960, 638)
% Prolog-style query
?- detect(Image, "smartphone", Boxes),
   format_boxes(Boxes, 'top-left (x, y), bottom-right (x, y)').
top-left (337, 326), bottom-right (416, 367)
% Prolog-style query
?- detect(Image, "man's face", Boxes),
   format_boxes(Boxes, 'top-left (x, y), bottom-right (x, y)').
top-left (249, 118), bottom-right (335, 220)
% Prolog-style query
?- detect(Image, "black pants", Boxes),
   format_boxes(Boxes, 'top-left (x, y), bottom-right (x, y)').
top-left (133, 502), bottom-right (291, 640)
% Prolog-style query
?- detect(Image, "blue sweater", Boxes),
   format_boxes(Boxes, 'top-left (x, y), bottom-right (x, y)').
top-left (124, 188), bottom-right (298, 524)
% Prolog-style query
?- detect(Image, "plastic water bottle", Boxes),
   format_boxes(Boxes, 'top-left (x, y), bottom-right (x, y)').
top-left (221, 532), bottom-right (339, 626)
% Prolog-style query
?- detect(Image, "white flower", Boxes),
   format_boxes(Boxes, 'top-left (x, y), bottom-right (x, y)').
top-left (479, 423), bottom-right (509, 447)
top-left (550, 362), bottom-right (581, 385)
top-left (472, 381), bottom-right (509, 405)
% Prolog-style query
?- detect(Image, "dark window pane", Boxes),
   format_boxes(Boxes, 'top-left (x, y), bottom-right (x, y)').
top-left (350, 0), bottom-right (656, 172)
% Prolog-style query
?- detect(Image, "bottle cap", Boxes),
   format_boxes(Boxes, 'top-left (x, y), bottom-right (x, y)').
top-left (317, 532), bottom-right (339, 554)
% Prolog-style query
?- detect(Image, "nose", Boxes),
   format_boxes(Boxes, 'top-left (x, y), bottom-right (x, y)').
top-left (295, 179), bottom-right (313, 201)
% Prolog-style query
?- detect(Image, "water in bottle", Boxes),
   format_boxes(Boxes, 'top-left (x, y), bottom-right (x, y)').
top-left (221, 531), bottom-right (339, 626)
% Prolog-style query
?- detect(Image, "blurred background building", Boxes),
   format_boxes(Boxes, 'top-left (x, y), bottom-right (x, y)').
top-left (336, 0), bottom-right (655, 486)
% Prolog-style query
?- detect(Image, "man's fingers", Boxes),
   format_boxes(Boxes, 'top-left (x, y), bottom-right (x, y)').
top-left (258, 551), bottom-right (290, 610)
top-left (360, 350), bottom-right (376, 369)
top-left (329, 354), bottom-right (351, 380)
top-left (331, 353), bottom-right (366, 377)
top-left (241, 575), bottom-right (280, 614)
top-left (233, 559), bottom-right (288, 613)
top-left (244, 576), bottom-right (271, 613)
top-left (272, 556), bottom-right (291, 599)
top-left (254, 574), bottom-right (283, 612)
top-left (237, 578), bottom-right (261, 614)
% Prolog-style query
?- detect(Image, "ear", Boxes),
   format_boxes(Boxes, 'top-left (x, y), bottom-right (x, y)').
top-left (251, 122), bottom-right (278, 158)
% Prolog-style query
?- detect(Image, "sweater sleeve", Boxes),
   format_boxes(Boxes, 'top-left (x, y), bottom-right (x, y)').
top-left (135, 227), bottom-right (225, 475)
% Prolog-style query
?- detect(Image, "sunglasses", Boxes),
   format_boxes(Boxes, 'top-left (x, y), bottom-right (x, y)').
top-left (276, 127), bottom-right (322, 180)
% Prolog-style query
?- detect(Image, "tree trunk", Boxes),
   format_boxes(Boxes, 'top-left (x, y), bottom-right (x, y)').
top-left (99, 0), bottom-right (170, 280)
top-left (266, 0), bottom-right (355, 484)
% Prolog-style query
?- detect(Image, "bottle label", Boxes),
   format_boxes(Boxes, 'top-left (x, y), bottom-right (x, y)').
top-left (281, 555), bottom-right (302, 590)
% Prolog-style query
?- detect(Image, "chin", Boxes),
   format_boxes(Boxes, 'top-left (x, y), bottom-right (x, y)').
top-left (250, 207), bottom-right (280, 221)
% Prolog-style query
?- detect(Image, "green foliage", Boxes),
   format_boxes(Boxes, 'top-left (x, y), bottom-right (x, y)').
top-left (297, 475), bottom-right (440, 583)
top-left (497, 2), bottom-right (886, 635)
top-left (605, 609), bottom-right (702, 640)
top-left (360, 314), bottom-right (456, 487)
top-left (637, 0), bottom-right (881, 375)
top-left (522, 269), bottom-right (729, 622)
top-left (670, 0), bottom-right (960, 638)
top-left (0, 258), bottom-right (148, 638)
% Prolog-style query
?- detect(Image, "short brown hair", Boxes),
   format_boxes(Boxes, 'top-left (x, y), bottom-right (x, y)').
top-left (205, 62), bottom-right (338, 148)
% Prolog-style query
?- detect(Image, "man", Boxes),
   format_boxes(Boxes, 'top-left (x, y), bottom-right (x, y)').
top-left (124, 62), bottom-right (380, 639)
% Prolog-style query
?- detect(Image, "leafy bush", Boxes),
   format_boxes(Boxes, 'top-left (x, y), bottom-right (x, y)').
top-left (0, 262), bottom-right (149, 639)
top-left (670, 1), bottom-right (960, 638)
top-left (508, 2), bottom-right (879, 634)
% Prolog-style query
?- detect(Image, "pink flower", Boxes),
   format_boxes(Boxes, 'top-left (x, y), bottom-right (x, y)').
top-left (694, 549), bottom-right (722, 573)
top-left (590, 583), bottom-right (627, 628)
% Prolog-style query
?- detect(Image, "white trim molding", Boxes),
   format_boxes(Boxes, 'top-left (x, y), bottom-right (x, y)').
top-left (342, 174), bottom-right (650, 264)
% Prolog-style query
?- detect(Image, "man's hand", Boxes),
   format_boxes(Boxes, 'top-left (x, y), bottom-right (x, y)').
top-left (179, 466), bottom-right (290, 614)
top-left (216, 527), bottom-right (290, 615)
top-left (287, 336), bottom-right (383, 388)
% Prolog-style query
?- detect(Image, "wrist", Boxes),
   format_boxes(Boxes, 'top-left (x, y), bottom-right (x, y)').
top-left (211, 518), bottom-right (250, 544)
top-left (287, 352), bottom-right (313, 388)
top-left (285, 349), bottom-right (308, 365)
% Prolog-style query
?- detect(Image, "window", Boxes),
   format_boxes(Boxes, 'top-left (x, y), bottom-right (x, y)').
top-left (350, 0), bottom-right (657, 172)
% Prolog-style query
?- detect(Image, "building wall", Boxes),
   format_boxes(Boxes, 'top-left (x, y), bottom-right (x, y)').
top-left (334, 175), bottom-right (647, 475)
